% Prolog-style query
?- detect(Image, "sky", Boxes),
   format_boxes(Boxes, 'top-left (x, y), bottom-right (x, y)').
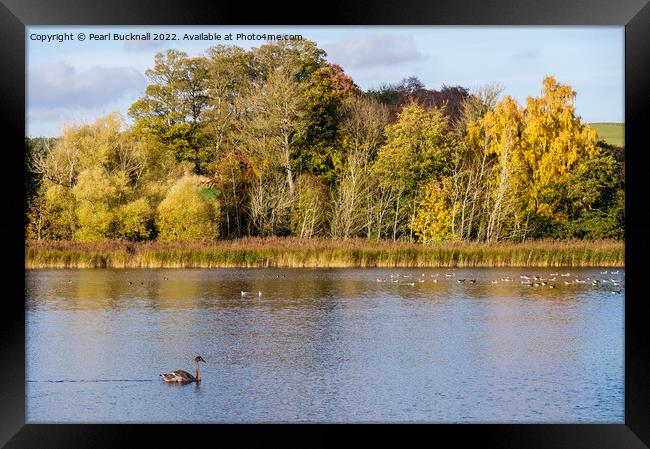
top-left (26, 26), bottom-right (624, 137)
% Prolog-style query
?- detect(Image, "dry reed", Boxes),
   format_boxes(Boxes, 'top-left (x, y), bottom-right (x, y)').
top-left (25, 238), bottom-right (624, 269)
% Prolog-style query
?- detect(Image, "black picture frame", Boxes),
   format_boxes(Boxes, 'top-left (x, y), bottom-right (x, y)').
top-left (1, 0), bottom-right (648, 447)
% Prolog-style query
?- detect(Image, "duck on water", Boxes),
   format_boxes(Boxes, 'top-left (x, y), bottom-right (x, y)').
top-left (160, 355), bottom-right (206, 383)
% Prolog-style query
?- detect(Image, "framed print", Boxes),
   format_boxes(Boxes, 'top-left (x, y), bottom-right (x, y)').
top-left (1, 0), bottom-right (648, 447)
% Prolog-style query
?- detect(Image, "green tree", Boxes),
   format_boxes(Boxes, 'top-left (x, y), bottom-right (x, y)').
top-left (198, 45), bottom-right (255, 174)
top-left (129, 50), bottom-right (209, 172)
top-left (251, 39), bottom-right (326, 83)
top-left (373, 103), bottom-right (454, 240)
top-left (294, 63), bottom-right (357, 181)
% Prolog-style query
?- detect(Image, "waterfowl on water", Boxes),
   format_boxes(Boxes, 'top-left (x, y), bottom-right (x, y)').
top-left (160, 355), bottom-right (206, 383)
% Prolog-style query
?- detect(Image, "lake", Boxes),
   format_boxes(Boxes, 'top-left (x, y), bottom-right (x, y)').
top-left (26, 268), bottom-right (624, 423)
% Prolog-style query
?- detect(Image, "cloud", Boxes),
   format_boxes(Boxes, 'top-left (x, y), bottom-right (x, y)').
top-left (323, 33), bottom-right (426, 69)
top-left (28, 62), bottom-right (145, 109)
top-left (513, 49), bottom-right (541, 60)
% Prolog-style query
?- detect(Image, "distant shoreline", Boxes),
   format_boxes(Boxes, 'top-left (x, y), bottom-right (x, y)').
top-left (26, 238), bottom-right (625, 269)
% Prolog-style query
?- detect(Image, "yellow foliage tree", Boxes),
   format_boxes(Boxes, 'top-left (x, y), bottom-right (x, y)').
top-left (521, 76), bottom-right (599, 219)
top-left (479, 96), bottom-right (526, 241)
top-left (474, 77), bottom-right (601, 240)
top-left (156, 175), bottom-right (220, 241)
top-left (412, 179), bottom-right (455, 243)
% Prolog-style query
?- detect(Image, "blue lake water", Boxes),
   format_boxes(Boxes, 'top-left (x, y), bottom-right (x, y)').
top-left (26, 267), bottom-right (624, 423)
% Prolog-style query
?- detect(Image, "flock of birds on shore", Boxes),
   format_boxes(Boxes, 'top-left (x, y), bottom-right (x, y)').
top-left (373, 270), bottom-right (624, 294)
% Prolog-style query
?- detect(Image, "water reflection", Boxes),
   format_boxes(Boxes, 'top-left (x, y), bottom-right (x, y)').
top-left (26, 268), bottom-right (624, 423)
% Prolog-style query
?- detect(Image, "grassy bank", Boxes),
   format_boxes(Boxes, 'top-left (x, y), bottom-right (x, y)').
top-left (26, 238), bottom-right (624, 269)
top-left (590, 122), bottom-right (625, 147)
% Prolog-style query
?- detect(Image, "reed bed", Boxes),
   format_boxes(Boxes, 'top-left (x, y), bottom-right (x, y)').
top-left (25, 238), bottom-right (624, 269)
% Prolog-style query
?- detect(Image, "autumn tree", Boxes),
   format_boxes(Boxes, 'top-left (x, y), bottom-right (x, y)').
top-left (238, 67), bottom-right (306, 236)
top-left (373, 103), bottom-right (454, 240)
top-left (291, 174), bottom-right (329, 238)
top-left (198, 45), bottom-right (255, 175)
top-left (471, 77), bottom-right (604, 241)
top-left (367, 77), bottom-right (470, 122)
top-left (240, 67), bottom-right (306, 195)
top-left (476, 96), bottom-right (526, 241)
top-left (449, 84), bottom-right (503, 240)
top-left (331, 96), bottom-right (389, 239)
top-left (30, 114), bottom-right (177, 241)
top-left (412, 178), bottom-right (455, 243)
top-left (519, 76), bottom-right (599, 223)
top-left (26, 37), bottom-right (624, 245)
top-left (129, 50), bottom-right (209, 172)
top-left (249, 169), bottom-right (294, 236)
top-left (212, 150), bottom-right (254, 237)
top-left (156, 175), bottom-right (220, 241)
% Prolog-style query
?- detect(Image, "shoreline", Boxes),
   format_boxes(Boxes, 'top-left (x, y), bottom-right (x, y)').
top-left (26, 238), bottom-right (625, 269)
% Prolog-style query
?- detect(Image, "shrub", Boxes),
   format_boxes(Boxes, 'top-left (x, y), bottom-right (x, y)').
top-left (114, 198), bottom-right (152, 240)
top-left (156, 175), bottom-right (220, 241)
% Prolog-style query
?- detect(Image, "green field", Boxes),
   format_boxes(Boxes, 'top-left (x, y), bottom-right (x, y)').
top-left (590, 123), bottom-right (624, 147)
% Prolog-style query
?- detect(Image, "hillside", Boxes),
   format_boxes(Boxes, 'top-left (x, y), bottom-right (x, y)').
top-left (590, 122), bottom-right (624, 147)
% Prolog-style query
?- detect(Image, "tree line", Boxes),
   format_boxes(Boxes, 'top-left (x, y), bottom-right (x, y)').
top-left (25, 40), bottom-right (624, 243)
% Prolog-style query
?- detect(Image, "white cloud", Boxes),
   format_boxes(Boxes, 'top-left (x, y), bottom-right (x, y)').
top-left (28, 62), bottom-right (145, 109)
top-left (323, 33), bottom-right (426, 69)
